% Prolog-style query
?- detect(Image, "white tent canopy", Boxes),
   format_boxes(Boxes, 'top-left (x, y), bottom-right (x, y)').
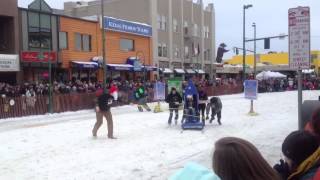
top-left (256, 71), bottom-right (287, 80)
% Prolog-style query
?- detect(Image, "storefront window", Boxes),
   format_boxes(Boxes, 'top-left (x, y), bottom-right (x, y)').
top-left (120, 38), bottom-right (134, 51)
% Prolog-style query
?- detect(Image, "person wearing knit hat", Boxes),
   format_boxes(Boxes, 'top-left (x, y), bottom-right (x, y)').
top-left (274, 130), bottom-right (320, 180)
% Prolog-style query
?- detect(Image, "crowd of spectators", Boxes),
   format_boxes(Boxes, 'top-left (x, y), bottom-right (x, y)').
top-left (0, 79), bottom-right (156, 98)
top-left (0, 76), bottom-right (240, 98)
top-left (258, 77), bottom-right (320, 93)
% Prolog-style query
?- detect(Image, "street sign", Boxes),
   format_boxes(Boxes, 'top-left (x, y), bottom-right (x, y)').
top-left (289, 7), bottom-right (311, 70)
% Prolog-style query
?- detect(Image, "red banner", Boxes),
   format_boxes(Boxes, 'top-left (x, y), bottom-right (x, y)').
top-left (21, 52), bottom-right (56, 62)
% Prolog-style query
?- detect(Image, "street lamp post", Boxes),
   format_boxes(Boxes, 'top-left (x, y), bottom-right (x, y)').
top-left (243, 4), bottom-right (253, 82)
top-left (252, 22), bottom-right (257, 76)
top-left (101, 0), bottom-right (107, 93)
top-left (249, 22), bottom-right (257, 115)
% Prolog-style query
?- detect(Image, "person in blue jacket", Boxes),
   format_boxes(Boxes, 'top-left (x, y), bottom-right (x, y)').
top-left (169, 162), bottom-right (221, 180)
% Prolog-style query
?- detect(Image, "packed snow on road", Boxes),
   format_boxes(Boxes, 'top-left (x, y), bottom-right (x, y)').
top-left (0, 91), bottom-right (319, 180)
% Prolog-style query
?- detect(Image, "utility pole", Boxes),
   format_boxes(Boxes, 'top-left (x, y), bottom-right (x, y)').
top-left (253, 23), bottom-right (257, 76)
top-left (101, 0), bottom-right (107, 93)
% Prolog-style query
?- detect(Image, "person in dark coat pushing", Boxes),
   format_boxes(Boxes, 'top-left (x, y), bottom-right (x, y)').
top-left (206, 96), bottom-right (222, 125)
top-left (165, 87), bottom-right (182, 125)
top-left (198, 86), bottom-right (208, 125)
top-left (92, 90), bottom-right (116, 139)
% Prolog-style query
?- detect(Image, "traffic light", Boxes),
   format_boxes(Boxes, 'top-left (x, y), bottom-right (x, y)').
top-left (233, 47), bottom-right (239, 55)
top-left (264, 38), bottom-right (270, 49)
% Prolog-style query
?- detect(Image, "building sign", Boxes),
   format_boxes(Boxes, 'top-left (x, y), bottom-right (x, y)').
top-left (0, 54), bottom-right (20, 72)
top-left (104, 17), bottom-right (152, 37)
top-left (289, 7), bottom-right (311, 69)
top-left (244, 80), bottom-right (258, 100)
top-left (21, 52), bottom-right (56, 62)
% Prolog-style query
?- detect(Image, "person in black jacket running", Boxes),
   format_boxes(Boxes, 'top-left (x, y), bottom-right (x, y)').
top-left (165, 87), bottom-right (182, 125)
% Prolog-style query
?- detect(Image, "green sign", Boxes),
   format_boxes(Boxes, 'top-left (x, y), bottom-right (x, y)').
top-left (167, 78), bottom-right (183, 95)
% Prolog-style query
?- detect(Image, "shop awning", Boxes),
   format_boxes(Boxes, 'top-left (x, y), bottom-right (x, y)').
top-left (72, 61), bottom-right (99, 69)
top-left (185, 69), bottom-right (196, 74)
top-left (160, 68), bottom-right (173, 74)
top-left (107, 64), bottom-right (133, 71)
top-left (174, 68), bottom-right (185, 74)
top-left (107, 64), bottom-right (157, 71)
top-left (195, 69), bottom-right (206, 74)
top-left (143, 65), bottom-right (157, 71)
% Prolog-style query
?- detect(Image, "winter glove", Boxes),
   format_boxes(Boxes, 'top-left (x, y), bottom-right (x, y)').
top-left (273, 159), bottom-right (290, 180)
top-left (108, 100), bottom-right (113, 105)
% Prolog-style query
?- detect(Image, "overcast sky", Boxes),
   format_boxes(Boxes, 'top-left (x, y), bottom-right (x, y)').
top-left (19, 0), bottom-right (320, 59)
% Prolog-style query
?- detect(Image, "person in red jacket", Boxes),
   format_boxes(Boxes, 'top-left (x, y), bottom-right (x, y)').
top-left (109, 82), bottom-right (118, 101)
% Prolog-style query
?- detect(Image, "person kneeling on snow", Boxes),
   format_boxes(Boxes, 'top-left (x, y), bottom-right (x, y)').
top-left (206, 97), bottom-right (222, 125)
top-left (274, 130), bottom-right (320, 180)
top-left (165, 87), bottom-right (182, 125)
top-left (134, 83), bottom-right (151, 112)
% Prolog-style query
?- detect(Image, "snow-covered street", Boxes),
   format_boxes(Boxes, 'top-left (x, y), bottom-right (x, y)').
top-left (0, 91), bottom-right (319, 180)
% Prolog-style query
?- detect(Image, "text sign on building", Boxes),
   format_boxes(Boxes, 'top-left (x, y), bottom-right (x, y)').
top-left (0, 54), bottom-right (20, 72)
top-left (289, 7), bottom-right (311, 70)
top-left (21, 52), bottom-right (56, 62)
top-left (104, 17), bottom-right (152, 37)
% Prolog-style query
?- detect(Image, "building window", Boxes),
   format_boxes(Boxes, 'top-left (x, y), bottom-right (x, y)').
top-left (184, 21), bottom-right (188, 35)
top-left (82, 34), bottom-right (91, 52)
top-left (193, 24), bottom-right (199, 37)
top-left (158, 43), bottom-right (162, 57)
top-left (203, 26), bottom-right (209, 38)
top-left (157, 15), bottom-right (167, 31)
top-left (158, 43), bottom-right (167, 57)
top-left (185, 46), bottom-right (189, 59)
top-left (74, 33), bottom-right (92, 51)
top-left (173, 19), bottom-right (179, 33)
top-left (157, 15), bottom-right (161, 30)
top-left (75, 33), bottom-right (82, 51)
top-left (174, 45), bottom-right (180, 58)
top-left (162, 16), bottom-right (167, 31)
top-left (120, 38), bottom-right (134, 51)
top-left (204, 49), bottom-right (210, 61)
top-left (28, 12), bottom-right (52, 50)
top-left (162, 44), bottom-right (167, 57)
top-left (59, 32), bottom-right (68, 50)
